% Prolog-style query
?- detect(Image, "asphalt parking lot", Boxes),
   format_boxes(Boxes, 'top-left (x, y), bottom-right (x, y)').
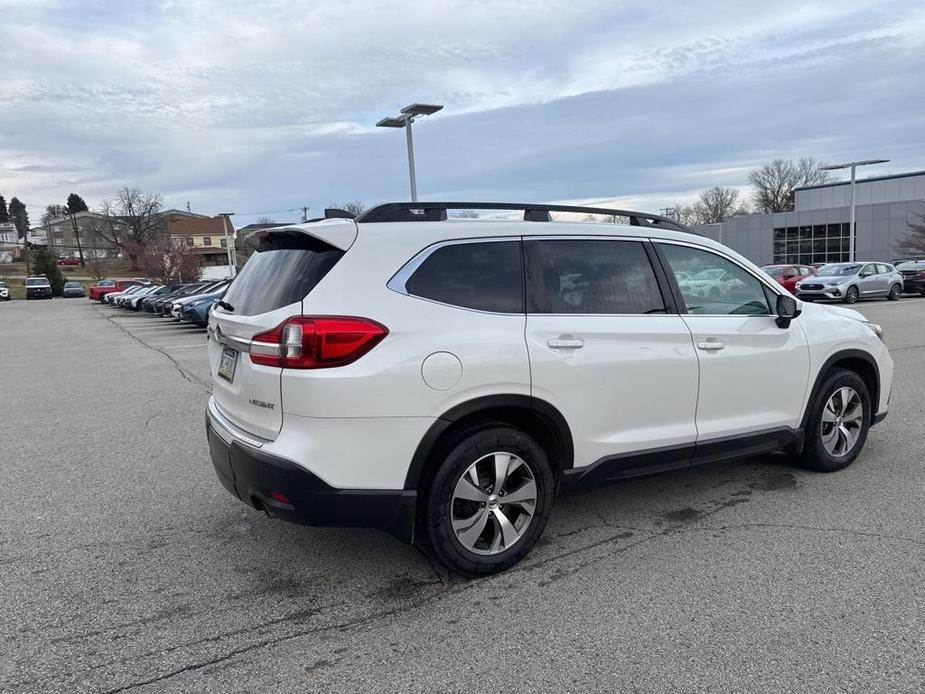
top-left (2, 297), bottom-right (924, 693)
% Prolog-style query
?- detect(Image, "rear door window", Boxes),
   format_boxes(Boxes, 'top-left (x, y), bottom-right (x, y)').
top-left (222, 233), bottom-right (344, 316)
top-left (403, 240), bottom-right (523, 313)
top-left (524, 239), bottom-right (666, 314)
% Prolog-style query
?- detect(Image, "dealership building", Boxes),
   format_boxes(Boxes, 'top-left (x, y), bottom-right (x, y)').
top-left (695, 170), bottom-right (925, 266)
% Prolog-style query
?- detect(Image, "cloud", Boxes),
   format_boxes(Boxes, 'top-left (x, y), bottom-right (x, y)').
top-left (1, 0), bottom-right (924, 223)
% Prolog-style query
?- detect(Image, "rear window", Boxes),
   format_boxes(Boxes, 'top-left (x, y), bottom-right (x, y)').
top-left (404, 240), bottom-right (523, 313)
top-left (222, 234), bottom-right (344, 316)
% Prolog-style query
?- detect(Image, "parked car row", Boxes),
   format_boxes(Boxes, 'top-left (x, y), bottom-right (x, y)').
top-left (96, 278), bottom-right (231, 327)
top-left (761, 261), bottom-right (924, 303)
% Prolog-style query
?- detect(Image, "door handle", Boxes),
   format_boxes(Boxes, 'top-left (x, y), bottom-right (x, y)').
top-left (696, 339), bottom-right (725, 351)
top-left (547, 336), bottom-right (584, 349)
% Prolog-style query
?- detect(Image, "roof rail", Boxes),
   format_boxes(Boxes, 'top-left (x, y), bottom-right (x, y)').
top-left (355, 201), bottom-right (692, 232)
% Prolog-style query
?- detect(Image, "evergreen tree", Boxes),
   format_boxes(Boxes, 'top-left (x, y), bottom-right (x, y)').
top-left (66, 193), bottom-right (89, 213)
top-left (0, 195), bottom-right (9, 223)
top-left (30, 248), bottom-right (66, 296)
top-left (8, 197), bottom-right (29, 238)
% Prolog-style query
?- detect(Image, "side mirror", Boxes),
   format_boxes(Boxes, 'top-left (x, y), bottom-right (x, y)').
top-left (775, 294), bottom-right (800, 328)
top-left (860, 270), bottom-right (872, 277)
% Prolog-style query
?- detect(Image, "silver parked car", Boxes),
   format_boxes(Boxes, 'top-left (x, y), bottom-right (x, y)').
top-left (795, 261), bottom-right (903, 303)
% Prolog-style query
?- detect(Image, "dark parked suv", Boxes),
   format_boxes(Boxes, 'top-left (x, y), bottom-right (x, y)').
top-left (896, 260), bottom-right (925, 296)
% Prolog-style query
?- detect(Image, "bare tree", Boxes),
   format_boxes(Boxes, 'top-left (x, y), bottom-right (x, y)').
top-left (256, 216), bottom-right (276, 224)
top-left (132, 237), bottom-right (202, 284)
top-left (453, 209), bottom-right (480, 219)
top-left (895, 212), bottom-right (925, 258)
top-left (748, 158), bottom-right (835, 213)
top-left (693, 187), bottom-right (748, 224)
top-left (664, 204), bottom-right (700, 227)
top-left (329, 201), bottom-right (367, 218)
top-left (97, 187), bottom-right (164, 268)
top-left (41, 204), bottom-right (68, 227)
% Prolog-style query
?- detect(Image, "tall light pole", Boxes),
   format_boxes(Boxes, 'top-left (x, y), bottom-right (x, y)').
top-left (820, 159), bottom-right (889, 262)
top-left (218, 212), bottom-right (237, 278)
top-left (376, 103), bottom-right (443, 201)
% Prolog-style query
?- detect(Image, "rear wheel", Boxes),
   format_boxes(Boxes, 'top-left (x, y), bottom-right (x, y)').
top-left (887, 284), bottom-right (901, 301)
top-left (798, 368), bottom-right (870, 472)
top-left (843, 286), bottom-right (859, 304)
top-left (420, 426), bottom-right (554, 576)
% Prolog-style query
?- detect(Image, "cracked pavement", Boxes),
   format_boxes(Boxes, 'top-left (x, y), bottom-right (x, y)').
top-left (1, 298), bottom-right (924, 693)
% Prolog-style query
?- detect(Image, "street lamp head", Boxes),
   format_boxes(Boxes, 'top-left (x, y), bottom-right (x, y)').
top-left (376, 116), bottom-right (406, 128)
top-left (400, 103), bottom-right (444, 117)
top-left (820, 158), bottom-right (890, 171)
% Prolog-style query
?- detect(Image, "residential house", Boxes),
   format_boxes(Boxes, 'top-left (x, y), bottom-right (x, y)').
top-left (0, 221), bottom-right (18, 262)
top-left (164, 211), bottom-right (234, 266)
top-left (37, 212), bottom-right (123, 259)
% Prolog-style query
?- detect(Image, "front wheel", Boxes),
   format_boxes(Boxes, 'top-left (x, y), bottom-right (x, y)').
top-left (798, 368), bottom-right (870, 472)
top-left (843, 286), bottom-right (859, 304)
top-left (420, 426), bottom-right (555, 576)
top-left (887, 284), bottom-right (901, 301)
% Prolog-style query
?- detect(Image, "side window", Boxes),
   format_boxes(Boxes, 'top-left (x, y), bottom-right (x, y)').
top-left (800, 266), bottom-right (814, 275)
top-left (877, 264), bottom-right (892, 274)
top-left (659, 244), bottom-right (772, 316)
top-left (524, 239), bottom-right (666, 314)
top-left (404, 241), bottom-right (523, 313)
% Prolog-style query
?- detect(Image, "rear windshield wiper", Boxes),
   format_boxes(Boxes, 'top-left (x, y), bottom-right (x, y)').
top-left (217, 300), bottom-right (235, 312)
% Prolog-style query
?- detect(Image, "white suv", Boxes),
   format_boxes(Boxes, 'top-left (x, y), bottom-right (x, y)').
top-left (206, 202), bottom-right (893, 575)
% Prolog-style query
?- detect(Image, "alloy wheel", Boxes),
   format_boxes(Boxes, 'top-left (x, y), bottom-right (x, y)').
top-left (450, 452), bottom-right (537, 556)
top-left (821, 386), bottom-right (864, 457)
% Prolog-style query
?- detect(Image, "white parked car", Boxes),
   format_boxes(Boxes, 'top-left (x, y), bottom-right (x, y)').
top-left (206, 202), bottom-right (893, 575)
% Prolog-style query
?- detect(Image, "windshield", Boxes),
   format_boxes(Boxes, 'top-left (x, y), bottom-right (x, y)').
top-left (65, 282), bottom-right (81, 288)
top-left (97, 280), bottom-right (115, 287)
top-left (26, 278), bottom-right (50, 286)
top-left (818, 264), bottom-right (860, 276)
top-left (897, 261), bottom-right (925, 271)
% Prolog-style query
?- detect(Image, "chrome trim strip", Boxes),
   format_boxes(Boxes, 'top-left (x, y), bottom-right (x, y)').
top-left (215, 331), bottom-right (253, 353)
top-left (208, 399), bottom-right (269, 448)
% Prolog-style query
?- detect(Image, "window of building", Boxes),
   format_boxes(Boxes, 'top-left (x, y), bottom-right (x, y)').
top-left (203, 236), bottom-right (211, 246)
top-left (220, 238), bottom-right (228, 248)
top-left (185, 237), bottom-right (194, 247)
top-left (524, 239), bottom-right (666, 314)
top-left (772, 223), bottom-right (851, 264)
top-left (404, 241), bottom-right (523, 313)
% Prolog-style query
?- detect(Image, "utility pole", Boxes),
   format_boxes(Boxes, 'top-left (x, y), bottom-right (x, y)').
top-left (301, 206), bottom-right (310, 223)
top-left (68, 212), bottom-right (86, 267)
top-left (218, 212), bottom-right (237, 278)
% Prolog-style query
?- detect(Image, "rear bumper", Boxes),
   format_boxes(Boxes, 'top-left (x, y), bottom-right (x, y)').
top-left (205, 406), bottom-right (416, 542)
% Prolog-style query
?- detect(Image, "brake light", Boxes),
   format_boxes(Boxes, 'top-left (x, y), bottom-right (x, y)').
top-left (249, 316), bottom-right (388, 369)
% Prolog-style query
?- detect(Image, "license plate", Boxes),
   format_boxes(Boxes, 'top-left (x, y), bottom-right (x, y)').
top-left (218, 346), bottom-right (238, 382)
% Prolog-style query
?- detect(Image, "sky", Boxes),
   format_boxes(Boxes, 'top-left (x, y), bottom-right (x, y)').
top-left (2, 0), bottom-right (924, 227)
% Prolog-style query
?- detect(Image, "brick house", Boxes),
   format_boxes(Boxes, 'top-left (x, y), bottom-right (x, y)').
top-left (163, 211), bottom-right (234, 266)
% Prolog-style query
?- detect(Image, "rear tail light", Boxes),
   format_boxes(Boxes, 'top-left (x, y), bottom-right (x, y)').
top-left (249, 316), bottom-right (388, 369)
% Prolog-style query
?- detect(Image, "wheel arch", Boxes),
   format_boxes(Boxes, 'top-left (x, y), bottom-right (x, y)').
top-left (801, 349), bottom-right (881, 429)
top-left (404, 395), bottom-right (574, 491)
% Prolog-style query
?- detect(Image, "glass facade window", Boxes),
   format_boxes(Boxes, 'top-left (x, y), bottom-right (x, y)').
top-left (772, 223), bottom-right (851, 264)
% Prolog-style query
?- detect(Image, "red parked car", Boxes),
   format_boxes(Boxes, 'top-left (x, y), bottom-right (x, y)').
top-left (57, 256), bottom-right (80, 266)
top-left (761, 264), bottom-right (817, 294)
top-left (88, 278), bottom-right (143, 302)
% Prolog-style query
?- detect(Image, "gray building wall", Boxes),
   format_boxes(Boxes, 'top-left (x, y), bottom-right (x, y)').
top-left (794, 171), bottom-right (925, 211)
top-left (694, 200), bottom-right (925, 266)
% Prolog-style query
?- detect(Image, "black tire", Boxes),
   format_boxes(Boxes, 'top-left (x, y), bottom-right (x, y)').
top-left (843, 286), bottom-right (859, 304)
top-left (887, 284), bottom-right (901, 301)
top-left (419, 425), bottom-right (555, 576)
top-left (798, 368), bottom-right (870, 472)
